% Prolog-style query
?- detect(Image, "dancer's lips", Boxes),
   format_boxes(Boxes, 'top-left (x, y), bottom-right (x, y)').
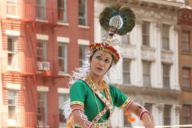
top-left (97, 67), bottom-right (103, 71)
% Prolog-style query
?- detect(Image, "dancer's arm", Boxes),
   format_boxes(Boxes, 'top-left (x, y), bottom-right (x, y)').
top-left (109, 85), bottom-right (155, 128)
top-left (128, 102), bottom-right (155, 128)
top-left (71, 105), bottom-right (93, 128)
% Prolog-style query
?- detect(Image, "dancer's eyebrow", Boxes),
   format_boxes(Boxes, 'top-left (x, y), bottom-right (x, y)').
top-left (96, 53), bottom-right (111, 60)
top-left (95, 53), bottom-right (103, 56)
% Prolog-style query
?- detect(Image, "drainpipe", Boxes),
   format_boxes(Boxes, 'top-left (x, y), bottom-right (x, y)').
top-left (0, 20), bottom-right (3, 128)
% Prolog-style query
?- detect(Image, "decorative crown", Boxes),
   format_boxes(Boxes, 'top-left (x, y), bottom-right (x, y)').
top-left (89, 4), bottom-right (136, 64)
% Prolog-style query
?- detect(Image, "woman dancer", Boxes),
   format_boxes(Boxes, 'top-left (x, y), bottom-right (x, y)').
top-left (63, 4), bottom-right (155, 128)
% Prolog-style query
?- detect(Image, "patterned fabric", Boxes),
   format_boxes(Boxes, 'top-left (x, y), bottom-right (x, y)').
top-left (84, 78), bottom-right (114, 122)
top-left (70, 80), bottom-right (131, 127)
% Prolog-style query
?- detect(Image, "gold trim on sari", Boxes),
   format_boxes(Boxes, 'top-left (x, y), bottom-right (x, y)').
top-left (84, 77), bottom-right (114, 123)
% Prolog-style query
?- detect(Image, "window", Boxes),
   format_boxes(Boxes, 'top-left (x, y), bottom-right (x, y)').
top-left (123, 59), bottom-right (131, 84)
top-left (58, 43), bottom-right (68, 73)
top-left (163, 64), bottom-right (170, 89)
top-left (7, 0), bottom-right (17, 16)
top-left (164, 105), bottom-right (171, 125)
top-left (143, 61), bottom-right (151, 86)
top-left (36, 0), bottom-right (46, 20)
top-left (182, 30), bottom-right (190, 52)
top-left (124, 110), bottom-right (132, 127)
top-left (37, 92), bottom-right (47, 125)
top-left (144, 103), bottom-right (152, 114)
top-left (79, 45), bottom-right (88, 67)
top-left (122, 34), bottom-right (130, 44)
top-left (36, 40), bottom-right (46, 61)
top-left (183, 105), bottom-right (192, 124)
top-left (162, 24), bottom-right (170, 50)
top-left (58, 0), bottom-right (67, 23)
top-left (8, 36), bottom-right (18, 68)
top-left (59, 94), bottom-right (68, 126)
top-left (78, 0), bottom-right (87, 26)
top-left (8, 90), bottom-right (18, 120)
top-left (142, 21), bottom-right (150, 46)
top-left (182, 68), bottom-right (191, 88)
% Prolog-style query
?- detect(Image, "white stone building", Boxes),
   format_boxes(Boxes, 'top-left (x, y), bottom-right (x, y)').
top-left (94, 0), bottom-right (183, 127)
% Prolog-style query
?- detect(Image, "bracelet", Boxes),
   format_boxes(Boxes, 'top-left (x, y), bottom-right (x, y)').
top-left (139, 110), bottom-right (150, 120)
top-left (88, 122), bottom-right (93, 128)
top-left (126, 100), bottom-right (133, 110)
top-left (72, 108), bottom-right (84, 113)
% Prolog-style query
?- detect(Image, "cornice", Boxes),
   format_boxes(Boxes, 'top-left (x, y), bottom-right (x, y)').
top-left (97, 0), bottom-right (182, 12)
top-left (114, 84), bottom-right (180, 95)
top-left (96, 0), bottom-right (178, 23)
top-left (114, 84), bottom-right (181, 103)
top-left (178, 8), bottom-right (192, 25)
top-left (132, 7), bottom-right (177, 23)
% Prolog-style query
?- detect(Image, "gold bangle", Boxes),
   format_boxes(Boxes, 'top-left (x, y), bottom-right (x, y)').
top-left (119, 98), bottom-right (131, 109)
top-left (70, 101), bottom-right (84, 108)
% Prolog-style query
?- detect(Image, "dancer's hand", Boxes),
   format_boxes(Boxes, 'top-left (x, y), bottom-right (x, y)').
top-left (141, 114), bottom-right (155, 128)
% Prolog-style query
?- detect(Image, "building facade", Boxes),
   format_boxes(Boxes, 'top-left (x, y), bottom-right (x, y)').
top-left (94, 0), bottom-right (182, 127)
top-left (0, 0), bottom-right (94, 127)
top-left (178, 4), bottom-right (192, 125)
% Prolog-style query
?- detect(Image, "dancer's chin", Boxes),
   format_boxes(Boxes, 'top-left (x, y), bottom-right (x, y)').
top-left (92, 72), bottom-right (105, 78)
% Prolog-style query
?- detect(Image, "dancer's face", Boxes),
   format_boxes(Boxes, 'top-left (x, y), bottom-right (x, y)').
top-left (89, 50), bottom-right (113, 76)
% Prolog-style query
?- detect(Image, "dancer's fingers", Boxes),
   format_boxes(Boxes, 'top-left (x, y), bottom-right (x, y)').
top-left (147, 114), bottom-right (152, 122)
top-left (143, 113), bottom-right (151, 123)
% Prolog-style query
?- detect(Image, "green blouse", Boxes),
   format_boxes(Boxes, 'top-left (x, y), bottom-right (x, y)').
top-left (70, 80), bottom-right (130, 123)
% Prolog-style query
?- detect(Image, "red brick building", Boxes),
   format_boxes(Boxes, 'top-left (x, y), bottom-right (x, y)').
top-left (0, 0), bottom-right (94, 127)
top-left (178, 6), bottom-right (192, 125)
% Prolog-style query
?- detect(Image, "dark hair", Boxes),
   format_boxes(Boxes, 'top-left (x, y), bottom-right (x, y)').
top-left (89, 50), bottom-right (114, 71)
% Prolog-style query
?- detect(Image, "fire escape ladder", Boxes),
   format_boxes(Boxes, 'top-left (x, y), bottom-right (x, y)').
top-left (26, 22), bottom-right (46, 128)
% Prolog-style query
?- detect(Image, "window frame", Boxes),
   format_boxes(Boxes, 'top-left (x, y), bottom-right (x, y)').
top-left (163, 105), bottom-right (171, 125)
top-left (182, 30), bottom-right (190, 52)
top-left (37, 92), bottom-right (47, 125)
top-left (163, 64), bottom-right (170, 89)
top-left (36, 0), bottom-right (46, 20)
top-left (144, 103), bottom-right (152, 114)
top-left (7, 0), bottom-right (18, 16)
top-left (58, 94), bottom-right (69, 126)
top-left (8, 90), bottom-right (18, 120)
top-left (122, 34), bottom-right (130, 44)
top-left (183, 105), bottom-right (192, 124)
top-left (58, 0), bottom-right (67, 23)
top-left (123, 59), bottom-right (131, 84)
top-left (58, 42), bottom-right (68, 73)
top-left (162, 24), bottom-right (170, 50)
top-left (182, 67), bottom-right (191, 88)
top-left (143, 61), bottom-right (151, 86)
top-left (78, 0), bottom-right (87, 26)
top-left (7, 36), bottom-right (18, 68)
top-left (142, 21), bottom-right (150, 46)
top-left (79, 45), bottom-right (88, 67)
top-left (36, 40), bottom-right (46, 61)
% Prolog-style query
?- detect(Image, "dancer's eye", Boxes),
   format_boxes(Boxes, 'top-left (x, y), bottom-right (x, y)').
top-left (105, 59), bottom-right (110, 63)
top-left (96, 56), bottom-right (102, 60)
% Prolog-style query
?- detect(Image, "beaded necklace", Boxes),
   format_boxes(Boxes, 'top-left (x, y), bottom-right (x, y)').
top-left (86, 74), bottom-right (109, 121)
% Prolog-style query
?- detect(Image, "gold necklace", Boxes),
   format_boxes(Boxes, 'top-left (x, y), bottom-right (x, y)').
top-left (86, 74), bottom-right (105, 91)
top-left (86, 74), bottom-right (106, 121)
